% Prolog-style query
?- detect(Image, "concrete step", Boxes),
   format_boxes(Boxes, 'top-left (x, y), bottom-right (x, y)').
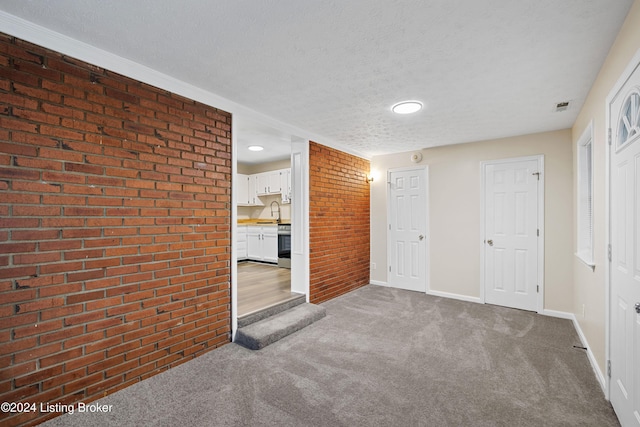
top-left (234, 303), bottom-right (326, 350)
top-left (238, 293), bottom-right (306, 328)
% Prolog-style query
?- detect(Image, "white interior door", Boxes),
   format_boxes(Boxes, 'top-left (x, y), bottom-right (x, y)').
top-left (609, 56), bottom-right (640, 427)
top-left (387, 167), bottom-right (428, 292)
top-left (483, 158), bottom-right (540, 312)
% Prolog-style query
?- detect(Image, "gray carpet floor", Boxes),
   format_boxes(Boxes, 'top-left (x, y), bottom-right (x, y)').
top-left (41, 285), bottom-right (619, 426)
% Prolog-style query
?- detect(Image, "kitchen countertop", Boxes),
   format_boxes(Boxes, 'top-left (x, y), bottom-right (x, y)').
top-left (237, 219), bottom-right (288, 225)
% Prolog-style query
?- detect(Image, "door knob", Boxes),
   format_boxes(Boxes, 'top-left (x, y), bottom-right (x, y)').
top-left (487, 239), bottom-right (493, 246)
top-left (419, 235), bottom-right (424, 241)
top-left (635, 302), bottom-right (640, 314)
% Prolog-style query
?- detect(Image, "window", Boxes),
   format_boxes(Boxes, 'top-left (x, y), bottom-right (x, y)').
top-left (576, 122), bottom-right (594, 268)
top-left (617, 89), bottom-right (640, 148)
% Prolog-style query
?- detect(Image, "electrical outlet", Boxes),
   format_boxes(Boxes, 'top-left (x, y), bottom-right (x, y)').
top-left (371, 263), bottom-right (376, 270)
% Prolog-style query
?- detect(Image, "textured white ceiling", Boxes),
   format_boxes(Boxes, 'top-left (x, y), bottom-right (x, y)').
top-left (235, 119), bottom-right (292, 165)
top-left (0, 0), bottom-right (634, 158)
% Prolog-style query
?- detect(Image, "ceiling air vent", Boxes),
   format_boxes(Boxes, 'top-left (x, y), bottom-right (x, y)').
top-left (555, 101), bottom-right (570, 112)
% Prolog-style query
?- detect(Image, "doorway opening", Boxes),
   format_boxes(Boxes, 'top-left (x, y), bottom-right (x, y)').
top-left (232, 118), bottom-right (309, 334)
top-left (235, 120), bottom-right (299, 319)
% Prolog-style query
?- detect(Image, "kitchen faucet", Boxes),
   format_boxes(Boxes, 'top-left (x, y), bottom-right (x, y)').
top-left (270, 201), bottom-right (281, 223)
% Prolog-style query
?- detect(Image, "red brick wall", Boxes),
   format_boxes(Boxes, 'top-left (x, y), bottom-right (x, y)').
top-left (308, 142), bottom-right (370, 303)
top-left (0, 35), bottom-right (231, 426)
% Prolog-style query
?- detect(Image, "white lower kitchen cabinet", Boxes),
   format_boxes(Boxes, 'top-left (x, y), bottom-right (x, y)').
top-left (247, 226), bottom-right (262, 260)
top-left (262, 227), bottom-right (278, 263)
top-left (246, 225), bottom-right (277, 263)
top-left (237, 225), bottom-right (247, 260)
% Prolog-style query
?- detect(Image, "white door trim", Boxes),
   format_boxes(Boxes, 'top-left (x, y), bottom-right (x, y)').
top-left (290, 138), bottom-right (310, 299)
top-left (231, 117), bottom-right (239, 340)
top-left (386, 165), bottom-right (429, 293)
top-left (480, 155), bottom-right (545, 313)
top-left (604, 45), bottom-right (640, 402)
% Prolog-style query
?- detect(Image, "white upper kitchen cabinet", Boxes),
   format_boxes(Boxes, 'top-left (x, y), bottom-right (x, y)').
top-left (247, 175), bottom-right (264, 206)
top-left (268, 171), bottom-right (282, 194)
top-left (281, 168), bottom-right (291, 204)
top-left (237, 174), bottom-right (250, 206)
top-left (238, 168), bottom-right (291, 205)
top-left (255, 171), bottom-right (282, 195)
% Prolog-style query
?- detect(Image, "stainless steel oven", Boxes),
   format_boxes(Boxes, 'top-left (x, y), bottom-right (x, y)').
top-left (277, 223), bottom-right (291, 268)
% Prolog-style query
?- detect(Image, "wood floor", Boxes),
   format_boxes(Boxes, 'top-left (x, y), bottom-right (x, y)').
top-left (237, 262), bottom-right (299, 317)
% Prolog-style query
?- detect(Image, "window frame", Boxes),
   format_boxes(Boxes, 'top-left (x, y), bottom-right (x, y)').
top-left (576, 121), bottom-right (595, 269)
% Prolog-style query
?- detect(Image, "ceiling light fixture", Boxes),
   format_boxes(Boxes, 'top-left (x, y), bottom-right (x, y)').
top-left (391, 100), bottom-right (423, 114)
top-left (247, 145), bottom-right (264, 151)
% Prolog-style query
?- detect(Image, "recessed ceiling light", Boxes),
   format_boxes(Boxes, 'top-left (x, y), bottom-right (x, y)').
top-left (391, 101), bottom-right (423, 114)
top-left (248, 145), bottom-right (264, 151)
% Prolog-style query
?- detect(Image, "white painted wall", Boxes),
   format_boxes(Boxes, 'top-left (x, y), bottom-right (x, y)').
top-left (237, 195), bottom-right (291, 221)
top-left (371, 129), bottom-right (573, 312)
top-left (238, 159), bottom-right (291, 175)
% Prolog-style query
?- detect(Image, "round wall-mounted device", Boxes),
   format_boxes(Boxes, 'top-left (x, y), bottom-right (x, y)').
top-left (410, 152), bottom-right (423, 163)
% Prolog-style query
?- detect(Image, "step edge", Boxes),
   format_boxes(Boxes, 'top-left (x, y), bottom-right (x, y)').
top-left (237, 293), bottom-right (306, 328)
top-left (235, 305), bottom-right (326, 350)
top-left (240, 304), bottom-right (325, 332)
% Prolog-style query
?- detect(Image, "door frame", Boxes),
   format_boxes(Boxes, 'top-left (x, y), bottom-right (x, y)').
top-left (479, 155), bottom-right (545, 312)
top-left (230, 116), bottom-right (310, 340)
top-left (290, 138), bottom-right (310, 299)
top-left (386, 165), bottom-right (430, 293)
top-left (604, 46), bottom-right (640, 401)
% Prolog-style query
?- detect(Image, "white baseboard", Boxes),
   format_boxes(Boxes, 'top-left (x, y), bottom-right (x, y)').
top-left (426, 289), bottom-right (482, 304)
top-left (539, 309), bottom-right (574, 320)
top-left (571, 315), bottom-right (607, 393)
top-left (369, 280), bottom-right (387, 286)
top-left (371, 282), bottom-right (483, 304)
top-left (537, 309), bottom-right (606, 394)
